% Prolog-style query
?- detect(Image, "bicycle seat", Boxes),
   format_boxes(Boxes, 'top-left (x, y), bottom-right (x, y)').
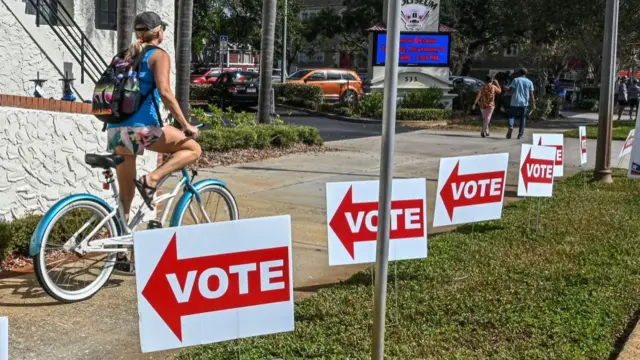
top-left (84, 153), bottom-right (125, 169)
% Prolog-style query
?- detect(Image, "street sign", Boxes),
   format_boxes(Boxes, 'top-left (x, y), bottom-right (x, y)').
top-left (579, 126), bottom-right (588, 166)
top-left (220, 35), bottom-right (228, 52)
top-left (533, 133), bottom-right (564, 177)
top-left (518, 144), bottom-right (556, 197)
top-left (619, 129), bottom-right (635, 159)
top-left (134, 215), bottom-right (294, 353)
top-left (326, 178), bottom-right (427, 266)
top-left (0, 317), bottom-right (7, 360)
top-left (433, 153), bottom-right (509, 227)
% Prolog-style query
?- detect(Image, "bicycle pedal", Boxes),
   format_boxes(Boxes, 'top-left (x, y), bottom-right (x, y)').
top-left (148, 220), bottom-right (163, 229)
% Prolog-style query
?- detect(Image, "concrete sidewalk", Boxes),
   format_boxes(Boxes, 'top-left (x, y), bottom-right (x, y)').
top-left (0, 128), bottom-right (630, 360)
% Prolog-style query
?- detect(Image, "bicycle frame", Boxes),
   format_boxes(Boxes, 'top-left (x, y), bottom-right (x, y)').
top-left (74, 167), bottom-right (208, 254)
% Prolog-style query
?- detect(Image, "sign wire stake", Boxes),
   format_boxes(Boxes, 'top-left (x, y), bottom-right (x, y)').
top-left (535, 198), bottom-right (541, 233)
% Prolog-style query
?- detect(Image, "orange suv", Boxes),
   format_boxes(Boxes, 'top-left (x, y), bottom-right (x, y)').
top-left (287, 68), bottom-right (363, 103)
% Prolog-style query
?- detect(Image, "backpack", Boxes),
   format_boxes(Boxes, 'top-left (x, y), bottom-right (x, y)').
top-left (91, 45), bottom-right (161, 131)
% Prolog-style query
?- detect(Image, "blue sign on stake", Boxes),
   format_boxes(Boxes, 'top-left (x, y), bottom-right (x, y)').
top-left (220, 35), bottom-right (228, 42)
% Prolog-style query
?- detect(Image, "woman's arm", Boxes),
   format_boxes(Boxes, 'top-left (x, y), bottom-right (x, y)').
top-left (150, 50), bottom-right (190, 128)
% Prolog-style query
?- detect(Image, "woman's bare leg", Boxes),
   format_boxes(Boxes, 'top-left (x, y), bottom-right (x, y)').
top-left (114, 146), bottom-right (136, 220)
top-left (145, 125), bottom-right (202, 187)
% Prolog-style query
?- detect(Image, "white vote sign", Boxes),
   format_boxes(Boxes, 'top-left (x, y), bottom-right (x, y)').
top-left (326, 178), bottom-right (427, 266)
top-left (620, 129), bottom-right (635, 159)
top-left (518, 144), bottom-right (556, 197)
top-left (628, 112), bottom-right (640, 178)
top-left (578, 126), bottom-right (587, 166)
top-left (134, 215), bottom-right (294, 353)
top-left (433, 153), bottom-right (509, 227)
top-left (533, 133), bottom-right (564, 177)
top-left (0, 317), bottom-right (7, 360)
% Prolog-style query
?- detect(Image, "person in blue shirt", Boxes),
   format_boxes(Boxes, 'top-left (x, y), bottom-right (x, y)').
top-left (506, 68), bottom-right (536, 139)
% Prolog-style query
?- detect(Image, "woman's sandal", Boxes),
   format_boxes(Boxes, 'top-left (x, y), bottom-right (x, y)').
top-left (134, 175), bottom-right (157, 210)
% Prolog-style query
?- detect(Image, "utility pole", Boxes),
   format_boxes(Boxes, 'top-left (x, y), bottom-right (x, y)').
top-left (382, 0), bottom-right (388, 25)
top-left (258, 0), bottom-right (277, 123)
top-left (594, 0), bottom-right (620, 183)
top-left (371, 0), bottom-right (401, 358)
top-left (281, 0), bottom-right (288, 83)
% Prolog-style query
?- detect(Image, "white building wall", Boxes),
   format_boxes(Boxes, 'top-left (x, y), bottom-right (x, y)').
top-left (0, 107), bottom-right (156, 221)
top-left (0, 0), bottom-right (176, 101)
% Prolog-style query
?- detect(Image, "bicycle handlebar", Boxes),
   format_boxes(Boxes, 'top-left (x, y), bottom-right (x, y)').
top-left (184, 123), bottom-right (204, 137)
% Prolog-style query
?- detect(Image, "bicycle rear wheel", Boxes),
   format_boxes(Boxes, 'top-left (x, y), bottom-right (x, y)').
top-left (33, 199), bottom-right (121, 303)
top-left (174, 184), bottom-right (239, 226)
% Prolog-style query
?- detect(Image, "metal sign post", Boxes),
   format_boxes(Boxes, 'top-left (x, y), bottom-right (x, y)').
top-left (371, 0), bottom-right (401, 358)
top-left (220, 35), bottom-right (228, 73)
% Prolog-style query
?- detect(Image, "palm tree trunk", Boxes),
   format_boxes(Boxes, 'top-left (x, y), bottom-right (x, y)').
top-left (257, 0), bottom-right (277, 124)
top-left (116, 0), bottom-right (135, 52)
top-left (175, 0), bottom-right (194, 124)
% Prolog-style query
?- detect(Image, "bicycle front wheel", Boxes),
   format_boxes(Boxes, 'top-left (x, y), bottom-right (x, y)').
top-left (33, 199), bottom-right (121, 303)
top-left (174, 184), bottom-right (239, 226)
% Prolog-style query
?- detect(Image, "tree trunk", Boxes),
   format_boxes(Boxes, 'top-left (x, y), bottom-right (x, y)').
top-left (257, 0), bottom-right (277, 124)
top-left (116, 0), bottom-right (135, 53)
top-left (176, 0), bottom-right (194, 124)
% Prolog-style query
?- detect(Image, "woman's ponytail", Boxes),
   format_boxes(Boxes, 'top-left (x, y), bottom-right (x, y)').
top-left (125, 26), bottom-right (162, 60)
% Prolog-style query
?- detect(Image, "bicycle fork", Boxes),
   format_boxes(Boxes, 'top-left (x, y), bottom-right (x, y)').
top-left (183, 168), bottom-right (212, 224)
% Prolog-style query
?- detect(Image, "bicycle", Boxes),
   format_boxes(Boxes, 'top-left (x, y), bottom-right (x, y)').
top-left (28, 126), bottom-right (239, 303)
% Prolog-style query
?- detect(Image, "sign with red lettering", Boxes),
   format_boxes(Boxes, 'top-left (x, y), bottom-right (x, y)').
top-left (518, 144), bottom-right (556, 197)
top-left (326, 179), bottom-right (427, 266)
top-left (619, 129), bottom-right (635, 159)
top-left (628, 113), bottom-right (640, 178)
top-left (579, 126), bottom-right (588, 166)
top-left (533, 134), bottom-right (564, 177)
top-left (433, 153), bottom-right (509, 227)
top-left (134, 215), bottom-right (293, 353)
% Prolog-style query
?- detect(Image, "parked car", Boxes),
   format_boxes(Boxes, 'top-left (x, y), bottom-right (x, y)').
top-left (287, 68), bottom-right (363, 103)
top-left (272, 69), bottom-right (288, 83)
top-left (450, 76), bottom-right (485, 92)
top-left (210, 71), bottom-right (260, 109)
top-left (191, 67), bottom-right (240, 85)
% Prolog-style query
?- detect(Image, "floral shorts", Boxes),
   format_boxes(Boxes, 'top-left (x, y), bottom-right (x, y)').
top-left (106, 126), bottom-right (164, 155)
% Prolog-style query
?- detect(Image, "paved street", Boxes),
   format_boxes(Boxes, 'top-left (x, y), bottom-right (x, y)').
top-left (0, 121), bottom-right (631, 360)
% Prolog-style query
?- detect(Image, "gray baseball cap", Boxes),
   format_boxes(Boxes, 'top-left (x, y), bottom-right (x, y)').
top-left (134, 11), bottom-right (168, 31)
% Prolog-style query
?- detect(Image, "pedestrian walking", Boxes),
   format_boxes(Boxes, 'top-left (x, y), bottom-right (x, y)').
top-left (506, 68), bottom-right (536, 139)
top-left (628, 79), bottom-right (639, 120)
top-left (472, 76), bottom-right (502, 137)
top-left (617, 77), bottom-right (628, 121)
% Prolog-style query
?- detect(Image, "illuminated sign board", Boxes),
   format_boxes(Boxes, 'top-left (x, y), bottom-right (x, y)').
top-left (373, 32), bottom-right (451, 67)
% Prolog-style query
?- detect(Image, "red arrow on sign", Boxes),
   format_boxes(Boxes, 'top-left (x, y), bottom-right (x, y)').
top-left (580, 135), bottom-right (587, 155)
top-left (520, 149), bottom-right (555, 191)
top-left (141, 234), bottom-right (290, 341)
top-left (329, 186), bottom-right (424, 259)
top-left (439, 161), bottom-right (506, 220)
top-left (538, 137), bottom-right (563, 165)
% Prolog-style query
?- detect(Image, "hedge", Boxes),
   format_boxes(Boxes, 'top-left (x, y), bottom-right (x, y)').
top-left (0, 214), bottom-right (42, 261)
top-left (190, 84), bottom-right (214, 101)
top-left (197, 125), bottom-right (323, 152)
top-left (396, 108), bottom-right (453, 121)
top-left (273, 83), bottom-right (324, 104)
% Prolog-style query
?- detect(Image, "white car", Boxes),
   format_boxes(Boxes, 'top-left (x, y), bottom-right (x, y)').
top-left (272, 69), bottom-right (288, 83)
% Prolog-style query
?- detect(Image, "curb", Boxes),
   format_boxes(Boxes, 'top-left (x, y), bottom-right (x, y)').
top-left (277, 104), bottom-right (382, 124)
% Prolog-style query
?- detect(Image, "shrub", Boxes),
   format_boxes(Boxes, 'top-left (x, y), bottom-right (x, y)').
top-left (530, 95), bottom-right (554, 121)
top-left (273, 83), bottom-right (324, 104)
top-left (189, 84), bottom-right (214, 101)
top-left (579, 99), bottom-right (599, 112)
top-left (581, 87), bottom-right (600, 100)
top-left (401, 87), bottom-right (444, 109)
top-left (0, 214), bottom-right (44, 260)
top-left (396, 108), bottom-right (453, 121)
top-left (451, 84), bottom-right (478, 112)
top-left (355, 91), bottom-right (384, 118)
top-left (197, 125), bottom-right (323, 152)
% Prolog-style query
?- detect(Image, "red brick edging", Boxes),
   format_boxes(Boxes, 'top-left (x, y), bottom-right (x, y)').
top-left (0, 94), bottom-right (92, 114)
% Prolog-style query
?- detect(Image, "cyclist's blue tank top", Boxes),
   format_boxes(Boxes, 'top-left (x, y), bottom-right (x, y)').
top-left (107, 47), bottom-right (162, 129)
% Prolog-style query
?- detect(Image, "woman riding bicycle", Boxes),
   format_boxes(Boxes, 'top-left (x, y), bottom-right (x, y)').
top-left (108, 11), bottom-right (201, 217)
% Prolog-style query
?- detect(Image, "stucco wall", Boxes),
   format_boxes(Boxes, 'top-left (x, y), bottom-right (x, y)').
top-left (0, 107), bottom-right (156, 221)
top-left (0, 0), bottom-right (176, 101)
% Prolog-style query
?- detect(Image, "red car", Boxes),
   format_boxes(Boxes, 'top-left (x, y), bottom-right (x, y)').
top-left (190, 68), bottom-right (240, 85)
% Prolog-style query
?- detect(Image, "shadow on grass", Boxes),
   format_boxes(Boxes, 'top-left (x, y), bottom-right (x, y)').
top-left (608, 307), bottom-right (640, 360)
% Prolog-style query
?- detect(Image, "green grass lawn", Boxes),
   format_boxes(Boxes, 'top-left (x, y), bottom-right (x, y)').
top-left (564, 120), bottom-right (635, 141)
top-left (176, 170), bottom-right (640, 360)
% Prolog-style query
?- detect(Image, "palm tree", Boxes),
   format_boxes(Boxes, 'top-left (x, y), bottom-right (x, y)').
top-left (116, 0), bottom-right (135, 52)
top-left (257, 0), bottom-right (277, 124)
top-left (175, 0), bottom-right (194, 123)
